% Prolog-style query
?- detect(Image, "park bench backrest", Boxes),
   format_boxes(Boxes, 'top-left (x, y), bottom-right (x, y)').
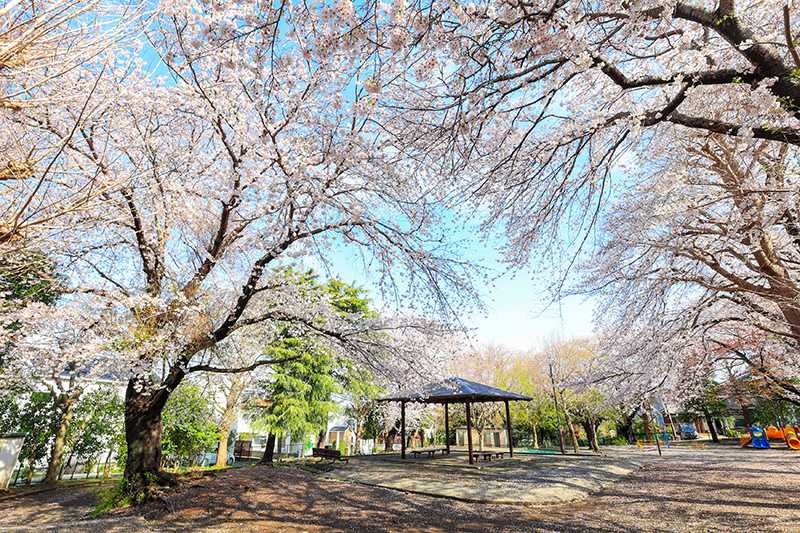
top-left (312, 447), bottom-right (342, 459)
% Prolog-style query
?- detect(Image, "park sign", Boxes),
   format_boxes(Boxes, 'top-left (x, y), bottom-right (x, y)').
top-left (0, 433), bottom-right (25, 489)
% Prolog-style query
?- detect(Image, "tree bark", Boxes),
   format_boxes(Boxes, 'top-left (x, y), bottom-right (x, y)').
top-left (643, 412), bottom-right (654, 441)
top-left (122, 382), bottom-right (176, 503)
top-left (740, 402), bottom-right (754, 428)
top-left (618, 409), bottom-right (638, 444)
top-left (560, 393), bottom-right (579, 453)
top-left (59, 448), bottom-right (76, 481)
top-left (588, 421), bottom-right (600, 452)
top-left (260, 433), bottom-right (276, 464)
top-left (384, 427), bottom-right (397, 451)
top-left (25, 457), bottom-right (34, 485)
top-left (103, 448), bottom-right (114, 479)
top-left (44, 390), bottom-right (81, 484)
top-left (703, 408), bottom-right (720, 443)
top-left (581, 420), bottom-right (598, 452)
top-left (548, 363), bottom-right (566, 454)
top-left (215, 377), bottom-right (245, 467)
top-left (532, 423), bottom-right (539, 449)
top-left (215, 428), bottom-right (231, 468)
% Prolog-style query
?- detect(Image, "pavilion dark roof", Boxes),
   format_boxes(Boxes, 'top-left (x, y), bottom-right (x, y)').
top-left (377, 377), bottom-right (532, 404)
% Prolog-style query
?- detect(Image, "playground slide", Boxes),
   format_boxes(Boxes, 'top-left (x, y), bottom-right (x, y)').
top-left (784, 427), bottom-right (800, 450)
top-left (766, 426), bottom-right (785, 440)
top-left (749, 426), bottom-right (770, 448)
top-left (741, 426), bottom-right (800, 449)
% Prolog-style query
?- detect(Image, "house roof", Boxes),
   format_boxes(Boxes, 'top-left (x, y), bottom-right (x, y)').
top-left (377, 377), bottom-right (532, 404)
top-left (328, 425), bottom-right (350, 432)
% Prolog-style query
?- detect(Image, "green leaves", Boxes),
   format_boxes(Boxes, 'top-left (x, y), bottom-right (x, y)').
top-left (0, 251), bottom-right (59, 305)
top-left (0, 389), bottom-right (56, 472)
top-left (248, 274), bottom-right (378, 440)
top-left (250, 337), bottom-right (339, 438)
top-left (161, 384), bottom-right (221, 464)
top-left (67, 387), bottom-right (124, 464)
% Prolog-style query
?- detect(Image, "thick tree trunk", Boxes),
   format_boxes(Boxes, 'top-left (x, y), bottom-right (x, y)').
top-left (740, 402), bottom-right (754, 428)
top-left (531, 423), bottom-right (539, 449)
top-left (703, 408), bottom-right (720, 443)
top-left (317, 430), bottom-right (325, 448)
top-left (123, 383), bottom-right (176, 503)
top-left (581, 420), bottom-right (599, 452)
top-left (384, 427), bottom-right (397, 451)
top-left (215, 429), bottom-right (231, 468)
top-left (215, 379), bottom-right (244, 467)
top-left (260, 433), bottom-right (276, 464)
top-left (618, 410), bottom-right (637, 444)
top-left (45, 391), bottom-right (81, 484)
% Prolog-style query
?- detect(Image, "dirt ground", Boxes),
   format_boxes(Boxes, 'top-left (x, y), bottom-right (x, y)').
top-left (2, 444), bottom-right (800, 532)
top-left (331, 448), bottom-right (644, 504)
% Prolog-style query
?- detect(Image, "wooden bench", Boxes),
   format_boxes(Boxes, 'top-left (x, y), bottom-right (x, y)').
top-left (494, 452), bottom-right (505, 459)
top-left (410, 449), bottom-right (435, 458)
top-left (411, 448), bottom-right (451, 458)
top-left (471, 452), bottom-right (494, 461)
top-left (312, 447), bottom-right (349, 463)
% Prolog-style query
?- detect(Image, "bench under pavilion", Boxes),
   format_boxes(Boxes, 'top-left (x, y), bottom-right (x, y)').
top-left (377, 377), bottom-right (532, 464)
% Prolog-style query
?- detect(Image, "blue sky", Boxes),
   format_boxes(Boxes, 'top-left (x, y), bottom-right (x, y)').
top-left (468, 271), bottom-right (595, 351)
top-left (307, 220), bottom-right (598, 352)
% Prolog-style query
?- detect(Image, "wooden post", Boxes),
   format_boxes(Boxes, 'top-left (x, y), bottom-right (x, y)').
top-left (466, 402), bottom-right (474, 464)
top-left (505, 400), bottom-right (513, 458)
top-left (444, 403), bottom-right (450, 454)
top-left (401, 401), bottom-right (406, 460)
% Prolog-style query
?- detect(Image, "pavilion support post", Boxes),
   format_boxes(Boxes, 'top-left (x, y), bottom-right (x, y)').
top-left (505, 400), bottom-right (513, 458)
top-left (444, 403), bottom-right (450, 454)
top-left (401, 400), bottom-right (406, 460)
top-left (466, 401), bottom-right (474, 465)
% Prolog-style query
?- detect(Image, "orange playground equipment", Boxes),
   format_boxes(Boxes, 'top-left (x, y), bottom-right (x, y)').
top-left (740, 425), bottom-right (800, 449)
top-left (766, 426), bottom-right (785, 440)
top-left (783, 427), bottom-right (800, 450)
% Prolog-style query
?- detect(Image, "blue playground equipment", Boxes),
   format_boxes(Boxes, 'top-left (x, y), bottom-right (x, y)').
top-left (749, 424), bottom-right (770, 449)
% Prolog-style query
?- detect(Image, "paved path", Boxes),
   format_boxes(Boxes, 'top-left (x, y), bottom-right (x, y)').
top-left (332, 449), bottom-right (644, 503)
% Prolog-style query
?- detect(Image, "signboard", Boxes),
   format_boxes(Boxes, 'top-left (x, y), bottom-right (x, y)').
top-left (0, 434), bottom-right (25, 489)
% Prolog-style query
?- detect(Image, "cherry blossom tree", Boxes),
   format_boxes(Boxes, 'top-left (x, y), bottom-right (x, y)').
top-left (0, 1), bottom-right (132, 250)
top-left (0, 300), bottom-right (112, 484)
top-left (374, 0), bottom-right (800, 264)
top-left (579, 133), bottom-right (800, 401)
top-left (365, 1), bottom-right (800, 407)
top-left (8, 1), bottom-right (477, 500)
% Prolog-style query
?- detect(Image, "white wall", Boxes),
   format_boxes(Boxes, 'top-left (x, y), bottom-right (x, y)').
top-left (0, 435), bottom-right (24, 489)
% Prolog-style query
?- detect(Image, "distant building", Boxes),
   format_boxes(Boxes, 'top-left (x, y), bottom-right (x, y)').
top-left (231, 412), bottom-right (373, 460)
top-left (455, 426), bottom-right (509, 449)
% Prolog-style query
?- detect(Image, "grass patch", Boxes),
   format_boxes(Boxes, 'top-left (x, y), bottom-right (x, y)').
top-left (90, 480), bottom-right (132, 518)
